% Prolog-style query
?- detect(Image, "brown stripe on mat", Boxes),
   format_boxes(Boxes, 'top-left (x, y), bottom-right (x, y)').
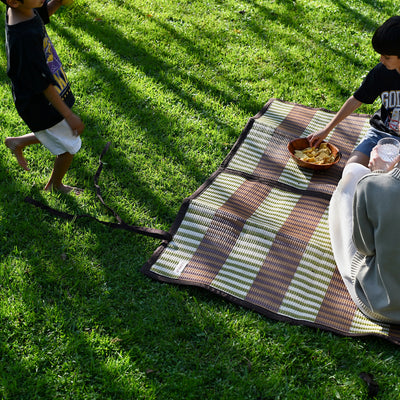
top-left (315, 267), bottom-right (358, 332)
top-left (306, 165), bottom-right (344, 196)
top-left (249, 106), bottom-right (318, 180)
top-left (276, 103), bottom-right (318, 135)
top-left (252, 130), bottom-right (295, 180)
top-left (245, 194), bottom-right (329, 312)
top-left (180, 180), bottom-right (273, 285)
top-left (241, 105), bottom-right (319, 181)
top-left (388, 325), bottom-right (400, 342)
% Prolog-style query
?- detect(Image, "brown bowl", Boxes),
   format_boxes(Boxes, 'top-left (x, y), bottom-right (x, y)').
top-left (287, 138), bottom-right (341, 170)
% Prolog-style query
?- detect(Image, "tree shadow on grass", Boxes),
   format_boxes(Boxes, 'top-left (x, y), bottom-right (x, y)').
top-left (0, 178), bottom-right (153, 397)
top-left (51, 32), bottom-right (220, 216)
top-left (238, 0), bottom-right (379, 103)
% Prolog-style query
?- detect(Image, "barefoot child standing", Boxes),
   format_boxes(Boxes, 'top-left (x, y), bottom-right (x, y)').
top-left (2, 0), bottom-right (84, 194)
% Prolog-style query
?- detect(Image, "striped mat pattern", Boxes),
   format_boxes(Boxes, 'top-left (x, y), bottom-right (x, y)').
top-left (142, 99), bottom-right (400, 345)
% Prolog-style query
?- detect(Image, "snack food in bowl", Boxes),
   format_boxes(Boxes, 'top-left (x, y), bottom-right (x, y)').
top-left (287, 138), bottom-right (341, 170)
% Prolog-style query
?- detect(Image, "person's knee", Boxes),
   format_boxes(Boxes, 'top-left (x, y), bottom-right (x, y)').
top-left (346, 150), bottom-right (370, 167)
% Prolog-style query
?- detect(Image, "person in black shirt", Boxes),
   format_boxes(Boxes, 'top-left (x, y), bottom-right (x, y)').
top-left (308, 16), bottom-right (400, 167)
top-left (2, 0), bottom-right (84, 194)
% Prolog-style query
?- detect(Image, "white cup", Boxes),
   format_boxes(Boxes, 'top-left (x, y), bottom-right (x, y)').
top-left (377, 137), bottom-right (400, 162)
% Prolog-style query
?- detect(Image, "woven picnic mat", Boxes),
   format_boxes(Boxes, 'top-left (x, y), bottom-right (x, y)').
top-left (142, 98), bottom-right (400, 345)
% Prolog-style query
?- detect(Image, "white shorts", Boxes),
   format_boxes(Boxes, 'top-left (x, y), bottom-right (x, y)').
top-left (34, 119), bottom-right (82, 156)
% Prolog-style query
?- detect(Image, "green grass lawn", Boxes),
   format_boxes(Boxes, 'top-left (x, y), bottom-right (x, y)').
top-left (1, 0), bottom-right (400, 398)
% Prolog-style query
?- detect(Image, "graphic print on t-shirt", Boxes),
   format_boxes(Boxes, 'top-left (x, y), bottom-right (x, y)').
top-left (43, 34), bottom-right (70, 99)
top-left (389, 107), bottom-right (400, 132)
top-left (382, 91), bottom-right (400, 133)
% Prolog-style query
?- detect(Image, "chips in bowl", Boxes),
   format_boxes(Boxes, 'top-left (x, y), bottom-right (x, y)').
top-left (287, 138), bottom-right (341, 170)
top-left (294, 143), bottom-right (336, 165)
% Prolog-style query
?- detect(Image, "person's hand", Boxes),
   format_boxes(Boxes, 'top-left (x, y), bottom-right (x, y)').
top-left (368, 145), bottom-right (400, 172)
top-left (307, 129), bottom-right (329, 147)
top-left (65, 112), bottom-right (84, 136)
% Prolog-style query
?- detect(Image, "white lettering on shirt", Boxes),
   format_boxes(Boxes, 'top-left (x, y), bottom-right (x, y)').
top-left (381, 90), bottom-right (400, 108)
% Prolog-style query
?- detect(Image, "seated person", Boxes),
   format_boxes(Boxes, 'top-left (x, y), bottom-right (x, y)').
top-left (329, 146), bottom-right (400, 323)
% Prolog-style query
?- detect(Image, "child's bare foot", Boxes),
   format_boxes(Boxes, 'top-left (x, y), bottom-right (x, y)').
top-left (44, 183), bottom-right (84, 195)
top-left (5, 137), bottom-right (30, 171)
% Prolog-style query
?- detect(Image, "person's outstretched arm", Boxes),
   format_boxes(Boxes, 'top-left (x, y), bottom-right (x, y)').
top-left (46, 0), bottom-right (70, 16)
top-left (307, 96), bottom-right (362, 147)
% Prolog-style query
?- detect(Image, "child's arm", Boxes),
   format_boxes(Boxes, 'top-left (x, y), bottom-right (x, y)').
top-left (46, 0), bottom-right (71, 17)
top-left (43, 84), bottom-right (85, 135)
top-left (307, 96), bottom-right (362, 147)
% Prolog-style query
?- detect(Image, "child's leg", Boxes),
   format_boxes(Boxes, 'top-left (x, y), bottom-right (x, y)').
top-left (5, 133), bottom-right (40, 171)
top-left (346, 150), bottom-right (370, 167)
top-left (44, 152), bottom-right (82, 194)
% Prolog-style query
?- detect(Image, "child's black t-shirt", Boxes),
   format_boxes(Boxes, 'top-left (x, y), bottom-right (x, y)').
top-left (5, 4), bottom-right (75, 132)
top-left (354, 63), bottom-right (400, 135)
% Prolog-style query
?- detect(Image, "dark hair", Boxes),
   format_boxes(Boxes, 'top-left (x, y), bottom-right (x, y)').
top-left (372, 16), bottom-right (400, 56)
